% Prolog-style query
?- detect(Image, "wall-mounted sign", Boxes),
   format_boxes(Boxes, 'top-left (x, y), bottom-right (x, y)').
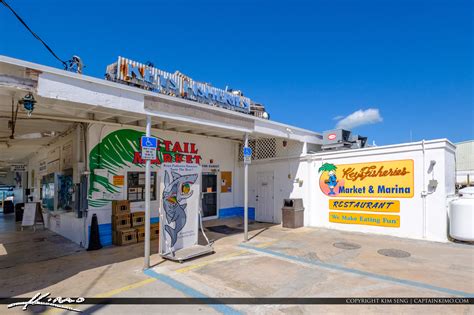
top-left (39, 160), bottom-right (47, 175)
top-left (106, 57), bottom-right (251, 113)
top-left (318, 160), bottom-right (414, 198)
top-left (88, 129), bottom-right (202, 208)
top-left (47, 147), bottom-right (61, 173)
top-left (113, 175), bottom-right (124, 186)
top-left (221, 171), bottom-right (232, 193)
top-left (329, 199), bottom-right (400, 213)
top-left (11, 164), bottom-right (27, 172)
top-left (133, 139), bottom-right (201, 165)
top-left (327, 133), bottom-right (336, 140)
top-left (202, 164), bottom-right (219, 173)
top-left (61, 141), bottom-right (73, 170)
top-left (329, 212), bottom-right (400, 228)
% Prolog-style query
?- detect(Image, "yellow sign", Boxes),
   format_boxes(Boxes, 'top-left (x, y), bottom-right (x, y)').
top-left (329, 199), bottom-right (400, 213)
top-left (221, 171), bottom-right (232, 193)
top-left (329, 212), bottom-right (400, 228)
top-left (318, 159), bottom-right (414, 198)
top-left (113, 175), bottom-right (124, 186)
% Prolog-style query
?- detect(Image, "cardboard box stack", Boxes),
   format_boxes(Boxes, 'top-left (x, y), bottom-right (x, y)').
top-left (151, 223), bottom-right (160, 240)
top-left (112, 200), bottom-right (137, 245)
top-left (132, 211), bottom-right (144, 243)
top-left (131, 211), bottom-right (145, 227)
top-left (134, 215), bottom-right (159, 243)
top-left (136, 222), bottom-right (160, 242)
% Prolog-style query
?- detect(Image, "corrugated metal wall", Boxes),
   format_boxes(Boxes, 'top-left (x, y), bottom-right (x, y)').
top-left (456, 140), bottom-right (474, 171)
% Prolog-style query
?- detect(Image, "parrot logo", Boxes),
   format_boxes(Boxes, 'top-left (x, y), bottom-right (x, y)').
top-left (318, 163), bottom-right (339, 196)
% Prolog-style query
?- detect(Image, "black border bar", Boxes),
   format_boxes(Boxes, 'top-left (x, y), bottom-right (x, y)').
top-left (1, 297), bottom-right (473, 305)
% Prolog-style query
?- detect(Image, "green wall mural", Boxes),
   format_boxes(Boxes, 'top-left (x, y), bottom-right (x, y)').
top-left (88, 129), bottom-right (201, 208)
top-left (90, 129), bottom-right (143, 207)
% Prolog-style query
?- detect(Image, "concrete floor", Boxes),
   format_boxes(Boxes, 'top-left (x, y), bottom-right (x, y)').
top-left (0, 212), bottom-right (473, 314)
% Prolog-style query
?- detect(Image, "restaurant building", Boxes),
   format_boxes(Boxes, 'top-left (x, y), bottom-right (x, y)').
top-left (0, 55), bottom-right (456, 247)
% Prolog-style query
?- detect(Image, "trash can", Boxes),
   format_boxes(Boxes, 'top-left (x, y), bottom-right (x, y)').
top-left (282, 198), bottom-right (304, 228)
top-left (15, 203), bottom-right (25, 222)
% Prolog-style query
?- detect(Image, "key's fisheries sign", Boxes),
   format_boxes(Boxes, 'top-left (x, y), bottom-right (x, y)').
top-left (318, 160), bottom-right (414, 198)
top-left (106, 57), bottom-right (252, 113)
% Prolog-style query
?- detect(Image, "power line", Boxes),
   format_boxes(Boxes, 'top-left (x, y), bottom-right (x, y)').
top-left (1, 0), bottom-right (69, 69)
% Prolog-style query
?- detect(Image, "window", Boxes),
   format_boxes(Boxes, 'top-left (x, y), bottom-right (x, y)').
top-left (238, 138), bottom-right (277, 161)
top-left (127, 172), bottom-right (157, 202)
top-left (202, 173), bottom-right (218, 218)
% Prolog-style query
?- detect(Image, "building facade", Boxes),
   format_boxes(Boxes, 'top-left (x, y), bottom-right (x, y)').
top-left (0, 55), bottom-right (457, 246)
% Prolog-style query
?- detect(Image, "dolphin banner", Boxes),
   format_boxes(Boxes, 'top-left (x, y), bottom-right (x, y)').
top-left (159, 163), bottom-right (202, 254)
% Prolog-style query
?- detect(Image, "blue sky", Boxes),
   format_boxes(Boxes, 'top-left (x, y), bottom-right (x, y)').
top-left (1, 0), bottom-right (472, 144)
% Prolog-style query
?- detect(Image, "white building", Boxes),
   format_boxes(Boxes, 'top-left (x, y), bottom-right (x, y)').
top-left (0, 55), bottom-right (456, 246)
top-left (455, 140), bottom-right (474, 187)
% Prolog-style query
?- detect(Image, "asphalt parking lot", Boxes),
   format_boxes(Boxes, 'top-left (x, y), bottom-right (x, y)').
top-left (1, 215), bottom-right (473, 314)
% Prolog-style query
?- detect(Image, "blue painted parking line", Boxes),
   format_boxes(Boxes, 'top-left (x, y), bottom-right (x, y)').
top-left (239, 244), bottom-right (473, 298)
top-left (144, 269), bottom-right (242, 315)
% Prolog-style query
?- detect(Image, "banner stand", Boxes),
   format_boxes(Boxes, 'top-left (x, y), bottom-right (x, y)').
top-left (159, 163), bottom-right (214, 263)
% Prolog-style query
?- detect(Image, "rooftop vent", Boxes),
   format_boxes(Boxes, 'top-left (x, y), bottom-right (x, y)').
top-left (321, 129), bottom-right (368, 151)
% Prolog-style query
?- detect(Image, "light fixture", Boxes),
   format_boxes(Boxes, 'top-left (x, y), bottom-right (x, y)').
top-left (19, 93), bottom-right (36, 117)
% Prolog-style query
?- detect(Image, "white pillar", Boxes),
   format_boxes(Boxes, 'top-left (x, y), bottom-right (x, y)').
top-left (244, 133), bottom-right (249, 242)
top-left (144, 115), bottom-right (152, 269)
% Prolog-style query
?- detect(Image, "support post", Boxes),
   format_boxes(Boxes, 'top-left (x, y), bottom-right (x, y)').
top-left (144, 115), bottom-right (151, 269)
top-left (244, 133), bottom-right (249, 242)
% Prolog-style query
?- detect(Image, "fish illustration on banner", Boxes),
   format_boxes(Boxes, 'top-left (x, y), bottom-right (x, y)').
top-left (161, 163), bottom-right (202, 252)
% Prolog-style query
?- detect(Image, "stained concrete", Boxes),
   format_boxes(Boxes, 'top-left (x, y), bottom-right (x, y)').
top-left (1, 214), bottom-right (473, 314)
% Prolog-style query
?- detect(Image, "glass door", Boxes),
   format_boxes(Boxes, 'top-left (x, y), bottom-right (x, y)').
top-left (202, 173), bottom-right (218, 219)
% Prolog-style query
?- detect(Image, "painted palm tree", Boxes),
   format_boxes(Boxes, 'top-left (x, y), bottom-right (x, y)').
top-left (88, 129), bottom-right (176, 208)
top-left (318, 163), bottom-right (338, 195)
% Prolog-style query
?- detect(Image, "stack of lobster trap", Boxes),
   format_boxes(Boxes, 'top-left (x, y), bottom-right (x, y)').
top-left (111, 200), bottom-right (159, 246)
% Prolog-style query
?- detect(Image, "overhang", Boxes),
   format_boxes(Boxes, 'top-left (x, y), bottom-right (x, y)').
top-left (0, 55), bottom-right (322, 164)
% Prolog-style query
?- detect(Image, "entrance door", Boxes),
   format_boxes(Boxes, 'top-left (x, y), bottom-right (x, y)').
top-left (202, 173), bottom-right (218, 220)
top-left (256, 171), bottom-right (274, 223)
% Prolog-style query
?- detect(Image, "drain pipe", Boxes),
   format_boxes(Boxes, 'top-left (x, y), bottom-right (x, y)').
top-left (421, 140), bottom-right (427, 239)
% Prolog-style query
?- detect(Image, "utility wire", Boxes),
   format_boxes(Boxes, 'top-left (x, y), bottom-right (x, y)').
top-left (1, 0), bottom-right (69, 69)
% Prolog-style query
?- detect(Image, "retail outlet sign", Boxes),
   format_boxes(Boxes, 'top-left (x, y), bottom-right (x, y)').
top-left (319, 160), bottom-right (414, 229)
top-left (133, 140), bottom-right (202, 165)
top-left (318, 160), bottom-right (414, 198)
top-left (88, 129), bottom-right (202, 208)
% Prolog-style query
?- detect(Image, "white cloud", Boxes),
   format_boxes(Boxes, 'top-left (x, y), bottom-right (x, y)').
top-left (335, 108), bottom-right (383, 130)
